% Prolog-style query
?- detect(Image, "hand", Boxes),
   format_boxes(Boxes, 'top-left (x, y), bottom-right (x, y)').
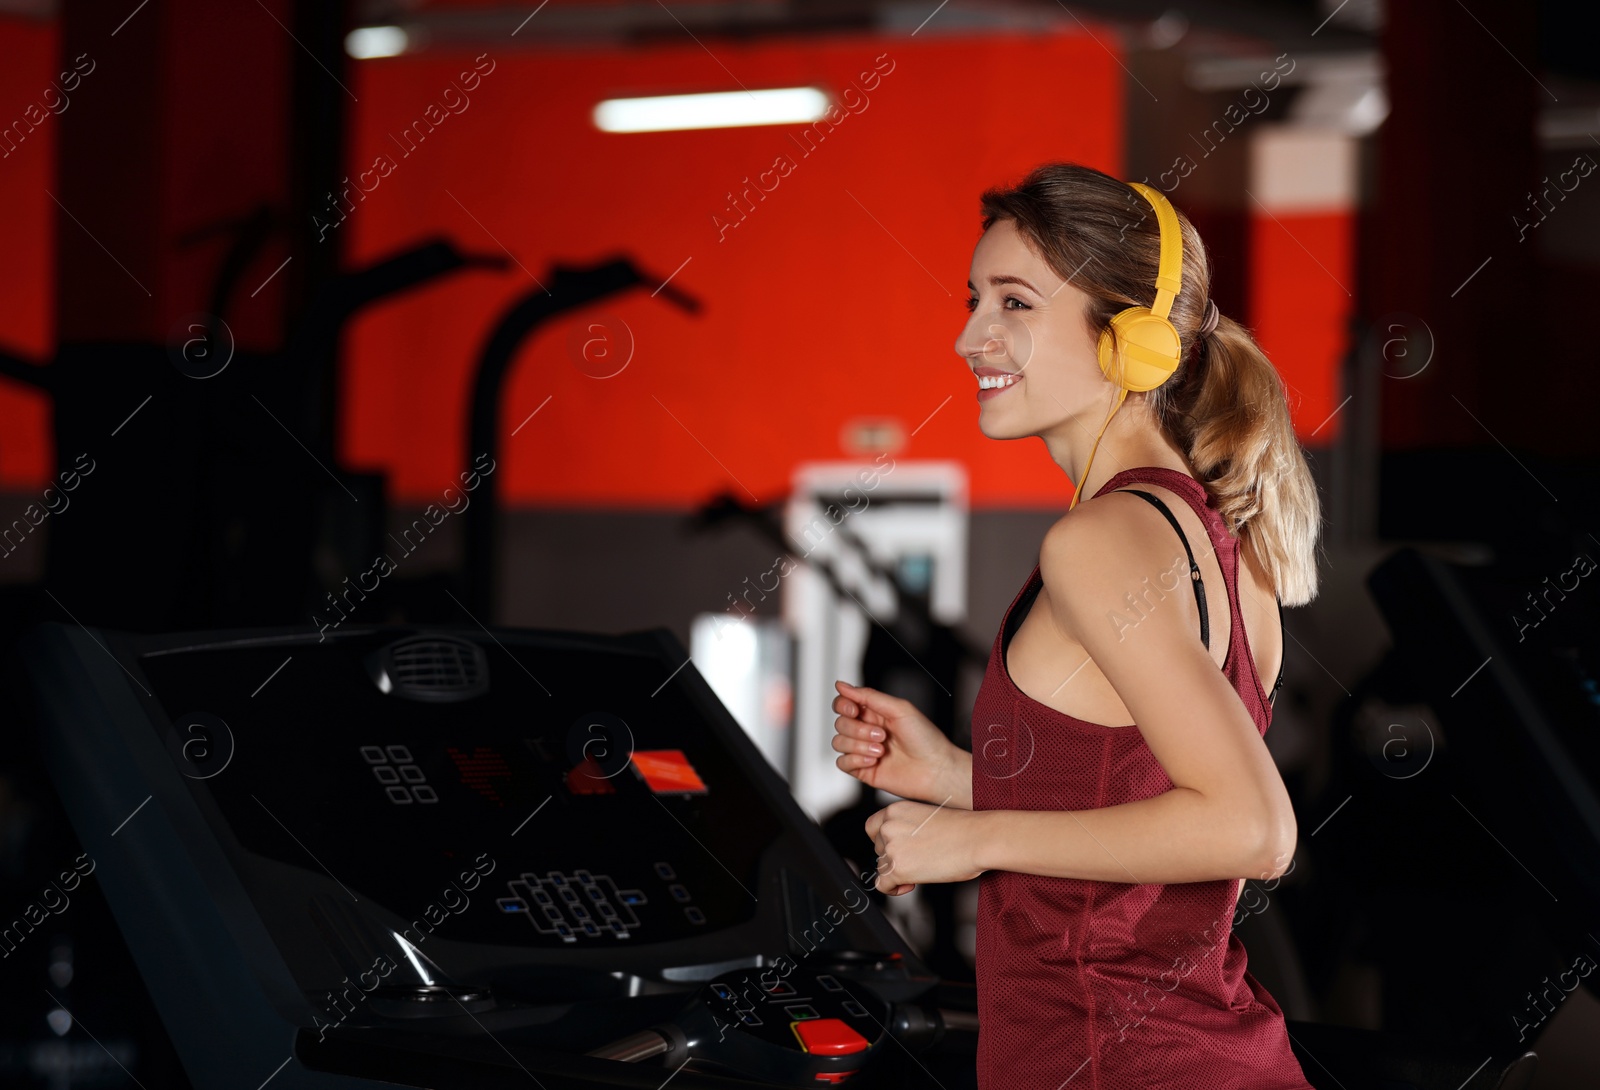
top-left (864, 800), bottom-right (987, 895)
top-left (831, 681), bottom-right (970, 807)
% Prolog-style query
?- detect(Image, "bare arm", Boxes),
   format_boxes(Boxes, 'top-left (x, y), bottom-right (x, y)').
top-left (973, 497), bottom-right (1296, 884)
top-left (975, 790), bottom-right (1289, 884)
top-left (943, 747), bottom-right (973, 810)
top-left (831, 682), bottom-right (973, 808)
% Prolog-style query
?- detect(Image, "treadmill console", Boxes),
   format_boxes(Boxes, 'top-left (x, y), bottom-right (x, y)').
top-left (20, 623), bottom-right (956, 1089)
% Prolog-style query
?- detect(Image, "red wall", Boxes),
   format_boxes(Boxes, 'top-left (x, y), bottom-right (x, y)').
top-left (0, 18), bottom-right (57, 488)
top-left (1249, 210), bottom-right (1353, 442)
top-left (0, 21), bottom-right (1346, 505)
top-left (341, 30), bottom-right (1124, 508)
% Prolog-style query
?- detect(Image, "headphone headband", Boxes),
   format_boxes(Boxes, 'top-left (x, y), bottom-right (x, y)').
top-left (1073, 178), bottom-right (1187, 511)
top-left (1126, 182), bottom-right (1182, 320)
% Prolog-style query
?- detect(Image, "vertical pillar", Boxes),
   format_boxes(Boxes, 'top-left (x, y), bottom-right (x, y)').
top-left (55, 0), bottom-right (297, 348)
top-left (1364, 0), bottom-right (1539, 450)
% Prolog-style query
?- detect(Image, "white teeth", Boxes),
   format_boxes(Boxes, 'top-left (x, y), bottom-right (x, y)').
top-left (978, 373), bottom-right (1020, 389)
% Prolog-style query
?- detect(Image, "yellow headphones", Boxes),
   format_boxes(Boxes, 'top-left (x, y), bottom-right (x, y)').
top-left (1069, 181), bottom-right (1185, 510)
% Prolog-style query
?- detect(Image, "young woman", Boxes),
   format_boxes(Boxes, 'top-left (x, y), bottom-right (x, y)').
top-left (830, 163), bottom-right (1322, 1089)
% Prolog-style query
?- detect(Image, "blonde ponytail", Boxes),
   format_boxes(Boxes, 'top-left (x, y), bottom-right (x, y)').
top-left (1182, 315), bottom-right (1322, 606)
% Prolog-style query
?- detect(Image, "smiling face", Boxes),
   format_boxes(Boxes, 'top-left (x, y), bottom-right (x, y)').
top-left (955, 217), bottom-right (1107, 443)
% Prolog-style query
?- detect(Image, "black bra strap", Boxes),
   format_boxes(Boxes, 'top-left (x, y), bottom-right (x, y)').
top-left (1121, 490), bottom-right (1209, 651)
top-left (1269, 594), bottom-right (1285, 708)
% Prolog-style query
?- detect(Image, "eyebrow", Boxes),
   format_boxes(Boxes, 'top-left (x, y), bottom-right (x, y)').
top-left (966, 274), bottom-right (1042, 294)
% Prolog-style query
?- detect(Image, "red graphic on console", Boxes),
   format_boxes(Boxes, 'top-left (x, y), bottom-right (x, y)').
top-left (565, 755), bottom-right (617, 795)
top-left (630, 750), bottom-right (708, 795)
top-left (447, 746), bottom-right (513, 805)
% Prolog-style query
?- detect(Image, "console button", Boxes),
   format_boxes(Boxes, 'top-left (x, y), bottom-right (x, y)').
top-left (792, 1018), bottom-right (869, 1055)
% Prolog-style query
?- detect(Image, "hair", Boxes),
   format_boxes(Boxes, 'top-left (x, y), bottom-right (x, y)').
top-left (978, 162), bottom-right (1322, 606)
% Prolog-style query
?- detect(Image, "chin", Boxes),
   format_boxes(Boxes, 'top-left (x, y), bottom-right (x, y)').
top-left (977, 410), bottom-right (1031, 441)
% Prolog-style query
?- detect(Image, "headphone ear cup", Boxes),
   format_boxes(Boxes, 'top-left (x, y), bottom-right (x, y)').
top-left (1096, 323), bottom-right (1122, 385)
top-left (1098, 307), bottom-right (1181, 392)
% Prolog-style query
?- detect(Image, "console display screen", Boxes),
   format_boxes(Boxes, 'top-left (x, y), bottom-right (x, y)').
top-left (135, 631), bottom-right (782, 955)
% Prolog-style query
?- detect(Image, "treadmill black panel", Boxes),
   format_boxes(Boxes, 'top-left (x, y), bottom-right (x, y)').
top-left (20, 621), bottom-right (936, 1089)
top-left (138, 633), bottom-right (779, 952)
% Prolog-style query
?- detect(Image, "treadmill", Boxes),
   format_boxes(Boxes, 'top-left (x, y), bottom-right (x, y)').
top-left (17, 613), bottom-right (1545, 1090)
top-left (17, 622), bottom-right (966, 1089)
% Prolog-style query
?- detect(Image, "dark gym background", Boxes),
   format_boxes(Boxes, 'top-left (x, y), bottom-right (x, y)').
top-left (1, 0), bottom-right (1598, 1086)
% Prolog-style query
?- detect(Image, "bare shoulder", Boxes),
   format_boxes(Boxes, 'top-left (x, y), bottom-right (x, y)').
top-left (1038, 492), bottom-right (1193, 639)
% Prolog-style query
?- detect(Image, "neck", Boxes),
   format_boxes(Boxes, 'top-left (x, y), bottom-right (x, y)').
top-left (1040, 388), bottom-right (1191, 504)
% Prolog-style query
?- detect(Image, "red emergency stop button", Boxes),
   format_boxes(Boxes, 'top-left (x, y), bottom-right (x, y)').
top-left (792, 1017), bottom-right (869, 1055)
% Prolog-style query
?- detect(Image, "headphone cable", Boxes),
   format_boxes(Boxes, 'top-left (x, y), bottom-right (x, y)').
top-left (1069, 385), bottom-right (1129, 511)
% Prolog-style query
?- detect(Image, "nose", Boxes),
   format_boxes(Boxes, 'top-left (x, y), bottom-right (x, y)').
top-left (955, 310), bottom-right (1007, 367)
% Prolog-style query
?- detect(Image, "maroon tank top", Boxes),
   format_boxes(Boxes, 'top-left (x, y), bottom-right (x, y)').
top-left (969, 465), bottom-right (1311, 1089)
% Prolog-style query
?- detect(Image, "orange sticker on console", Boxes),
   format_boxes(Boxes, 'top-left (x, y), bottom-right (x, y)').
top-left (629, 749), bottom-right (708, 794)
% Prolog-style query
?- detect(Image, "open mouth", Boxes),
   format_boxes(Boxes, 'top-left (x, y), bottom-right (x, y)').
top-left (974, 368), bottom-right (1022, 400)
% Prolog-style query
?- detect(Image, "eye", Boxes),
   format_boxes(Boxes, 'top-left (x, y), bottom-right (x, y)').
top-left (965, 295), bottom-right (1031, 313)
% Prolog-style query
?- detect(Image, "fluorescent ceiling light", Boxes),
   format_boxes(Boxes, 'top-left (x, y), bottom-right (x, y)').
top-left (346, 26), bottom-right (408, 59)
top-left (594, 87), bottom-right (831, 133)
